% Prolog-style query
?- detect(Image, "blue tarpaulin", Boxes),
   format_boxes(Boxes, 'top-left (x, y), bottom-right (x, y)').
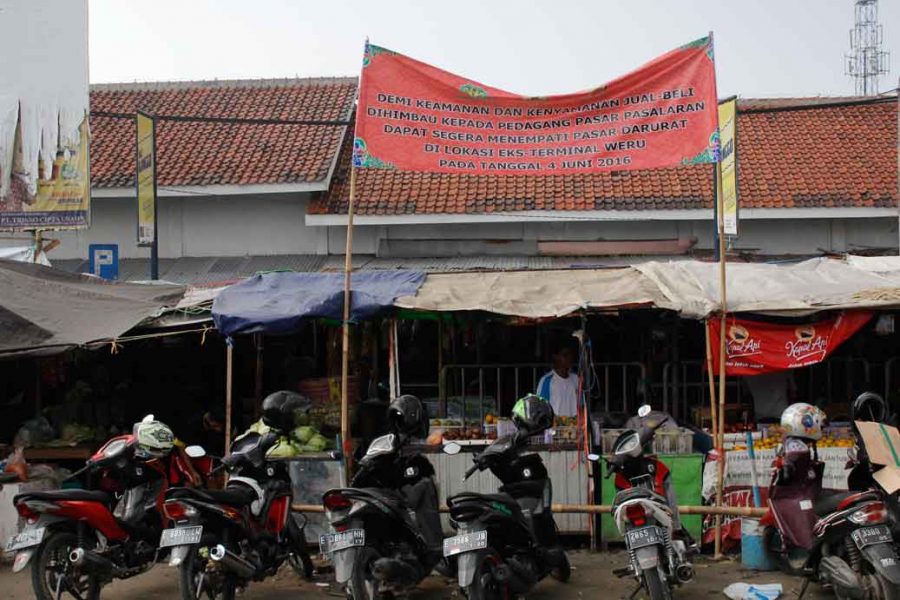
top-left (211, 270), bottom-right (426, 336)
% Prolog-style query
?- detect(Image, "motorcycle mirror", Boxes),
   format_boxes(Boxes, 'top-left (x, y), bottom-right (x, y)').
top-left (443, 442), bottom-right (462, 455)
top-left (141, 414), bottom-right (155, 423)
top-left (637, 405), bottom-right (652, 418)
top-left (184, 445), bottom-right (206, 459)
top-left (586, 453), bottom-right (601, 462)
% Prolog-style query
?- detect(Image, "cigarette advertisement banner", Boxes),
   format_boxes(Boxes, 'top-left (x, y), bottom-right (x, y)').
top-left (0, 0), bottom-right (90, 231)
top-left (708, 312), bottom-right (872, 376)
top-left (136, 112), bottom-right (156, 246)
top-left (718, 98), bottom-right (738, 236)
top-left (355, 36), bottom-right (720, 175)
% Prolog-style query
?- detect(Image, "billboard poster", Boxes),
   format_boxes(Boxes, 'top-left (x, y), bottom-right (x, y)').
top-left (718, 98), bottom-right (738, 236)
top-left (136, 112), bottom-right (157, 246)
top-left (354, 36), bottom-right (719, 175)
top-left (0, 0), bottom-right (90, 231)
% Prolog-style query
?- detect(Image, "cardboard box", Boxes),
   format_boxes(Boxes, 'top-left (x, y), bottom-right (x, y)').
top-left (855, 420), bottom-right (900, 495)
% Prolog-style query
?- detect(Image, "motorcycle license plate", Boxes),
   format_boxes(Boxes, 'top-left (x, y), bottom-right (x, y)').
top-left (443, 531), bottom-right (488, 557)
top-left (851, 525), bottom-right (893, 549)
top-left (5, 527), bottom-right (44, 552)
top-left (159, 525), bottom-right (203, 548)
top-left (625, 526), bottom-right (664, 550)
top-left (319, 529), bottom-right (365, 555)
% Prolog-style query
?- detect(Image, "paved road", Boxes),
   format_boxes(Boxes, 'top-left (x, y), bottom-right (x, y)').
top-left (1, 550), bottom-right (828, 599)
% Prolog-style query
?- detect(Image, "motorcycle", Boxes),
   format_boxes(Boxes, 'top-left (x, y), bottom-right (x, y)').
top-left (763, 431), bottom-right (900, 600)
top-left (321, 432), bottom-right (444, 600)
top-left (6, 415), bottom-right (205, 600)
top-left (443, 428), bottom-right (570, 600)
top-left (160, 429), bottom-right (314, 600)
top-left (603, 405), bottom-right (693, 600)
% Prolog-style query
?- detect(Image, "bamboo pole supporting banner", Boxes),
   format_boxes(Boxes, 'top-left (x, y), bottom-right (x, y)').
top-left (293, 502), bottom-right (766, 518)
top-left (340, 167), bottom-right (358, 482)
top-left (225, 342), bottom-right (234, 453)
top-left (714, 153), bottom-right (729, 560)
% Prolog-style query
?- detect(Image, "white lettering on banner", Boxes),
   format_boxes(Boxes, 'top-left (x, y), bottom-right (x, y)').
top-left (784, 336), bottom-right (829, 362)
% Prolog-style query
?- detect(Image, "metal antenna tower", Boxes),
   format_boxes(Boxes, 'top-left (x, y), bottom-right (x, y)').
top-left (845, 0), bottom-right (890, 96)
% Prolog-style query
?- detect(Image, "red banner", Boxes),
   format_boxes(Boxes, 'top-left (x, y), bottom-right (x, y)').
top-left (354, 37), bottom-right (719, 175)
top-left (708, 312), bottom-right (872, 376)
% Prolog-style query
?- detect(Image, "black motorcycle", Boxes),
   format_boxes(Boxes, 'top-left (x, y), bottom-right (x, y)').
top-left (444, 428), bottom-right (570, 600)
top-left (160, 394), bottom-right (314, 600)
top-left (321, 432), bottom-right (443, 600)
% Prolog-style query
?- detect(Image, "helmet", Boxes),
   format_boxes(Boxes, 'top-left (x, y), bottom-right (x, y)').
top-left (851, 392), bottom-right (887, 424)
top-left (387, 394), bottom-right (428, 438)
top-left (134, 418), bottom-right (175, 458)
top-left (512, 394), bottom-right (554, 435)
top-left (262, 390), bottom-right (311, 432)
top-left (780, 402), bottom-right (826, 441)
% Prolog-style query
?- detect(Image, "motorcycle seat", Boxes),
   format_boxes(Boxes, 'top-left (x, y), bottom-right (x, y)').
top-left (169, 485), bottom-right (258, 507)
top-left (448, 491), bottom-right (521, 515)
top-left (814, 491), bottom-right (879, 517)
top-left (14, 489), bottom-right (110, 504)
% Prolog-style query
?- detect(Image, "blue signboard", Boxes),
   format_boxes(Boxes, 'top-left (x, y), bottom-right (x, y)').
top-left (88, 244), bottom-right (118, 280)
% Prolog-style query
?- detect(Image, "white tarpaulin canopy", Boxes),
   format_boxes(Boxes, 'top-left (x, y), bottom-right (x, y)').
top-left (394, 257), bottom-right (900, 319)
top-left (394, 268), bottom-right (671, 318)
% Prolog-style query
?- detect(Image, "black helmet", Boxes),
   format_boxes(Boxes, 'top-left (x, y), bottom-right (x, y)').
top-left (851, 392), bottom-right (887, 428)
top-left (261, 390), bottom-right (311, 432)
top-left (387, 394), bottom-right (428, 438)
top-left (512, 393), bottom-right (554, 435)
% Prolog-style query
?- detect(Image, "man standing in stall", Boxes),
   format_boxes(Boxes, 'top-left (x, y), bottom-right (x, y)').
top-left (536, 341), bottom-right (579, 418)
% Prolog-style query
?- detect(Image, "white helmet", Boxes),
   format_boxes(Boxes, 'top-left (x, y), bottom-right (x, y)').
top-left (134, 416), bottom-right (175, 458)
top-left (780, 403), bottom-right (826, 441)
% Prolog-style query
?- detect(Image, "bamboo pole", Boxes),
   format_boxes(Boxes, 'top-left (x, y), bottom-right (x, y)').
top-left (293, 502), bottom-right (765, 518)
top-left (705, 320), bottom-right (721, 557)
top-left (340, 167), bottom-right (358, 482)
top-left (714, 159), bottom-right (729, 559)
top-left (225, 343), bottom-right (233, 453)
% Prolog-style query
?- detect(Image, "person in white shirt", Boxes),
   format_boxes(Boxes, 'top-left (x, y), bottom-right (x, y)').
top-left (536, 343), bottom-right (580, 417)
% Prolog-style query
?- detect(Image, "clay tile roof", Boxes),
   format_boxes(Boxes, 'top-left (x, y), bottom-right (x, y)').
top-left (89, 78), bottom-right (357, 189)
top-left (310, 96), bottom-right (898, 216)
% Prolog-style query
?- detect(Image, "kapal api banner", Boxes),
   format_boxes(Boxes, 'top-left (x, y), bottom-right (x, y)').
top-left (355, 36), bottom-right (719, 175)
top-left (708, 312), bottom-right (872, 376)
top-left (0, 0), bottom-right (90, 230)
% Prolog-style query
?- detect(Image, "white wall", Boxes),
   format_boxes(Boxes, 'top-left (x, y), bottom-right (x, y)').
top-left (2, 192), bottom-right (896, 261)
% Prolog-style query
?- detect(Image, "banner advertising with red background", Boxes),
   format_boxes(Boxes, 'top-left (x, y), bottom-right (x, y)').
top-left (354, 36), bottom-right (719, 175)
top-left (708, 312), bottom-right (872, 376)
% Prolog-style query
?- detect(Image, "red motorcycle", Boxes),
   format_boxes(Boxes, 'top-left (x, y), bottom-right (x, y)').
top-left (6, 416), bottom-right (208, 600)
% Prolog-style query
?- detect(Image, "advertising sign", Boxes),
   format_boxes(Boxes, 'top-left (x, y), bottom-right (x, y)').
top-left (708, 312), bottom-right (872, 376)
top-left (355, 36), bottom-right (719, 175)
top-left (718, 98), bottom-right (738, 236)
top-left (0, 0), bottom-right (90, 230)
top-left (136, 112), bottom-right (157, 246)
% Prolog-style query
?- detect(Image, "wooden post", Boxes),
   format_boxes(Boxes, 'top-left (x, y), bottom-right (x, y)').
top-left (225, 342), bottom-right (234, 453)
top-left (340, 167), bottom-right (358, 480)
top-left (704, 321), bottom-right (718, 437)
top-left (714, 156), bottom-right (729, 559)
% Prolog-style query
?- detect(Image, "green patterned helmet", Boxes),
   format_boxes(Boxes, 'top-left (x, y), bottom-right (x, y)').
top-left (511, 394), bottom-right (554, 435)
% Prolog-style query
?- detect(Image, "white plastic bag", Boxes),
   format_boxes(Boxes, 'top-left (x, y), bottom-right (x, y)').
top-left (724, 583), bottom-right (783, 600)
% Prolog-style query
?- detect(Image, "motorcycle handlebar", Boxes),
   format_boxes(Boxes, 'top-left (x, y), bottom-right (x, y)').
top-left (463, 463), bottom-right (479, 481)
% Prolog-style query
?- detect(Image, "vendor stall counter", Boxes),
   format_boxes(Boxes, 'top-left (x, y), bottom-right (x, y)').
top-left (425, 445), bottom-right (590, 534)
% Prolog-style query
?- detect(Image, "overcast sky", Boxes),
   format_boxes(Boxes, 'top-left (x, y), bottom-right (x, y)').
top-left (89, 0), bottom-right (898, 98)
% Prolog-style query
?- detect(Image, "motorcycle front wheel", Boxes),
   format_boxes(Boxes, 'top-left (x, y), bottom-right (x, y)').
top-left (642, 566), bottom-right (672, 600)
top-left (31, 531), bottom-right (101, 600)
top-left (179, 538), bottom-right (236, 600)
top-left (464, 550), bottom-right (510, 600)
